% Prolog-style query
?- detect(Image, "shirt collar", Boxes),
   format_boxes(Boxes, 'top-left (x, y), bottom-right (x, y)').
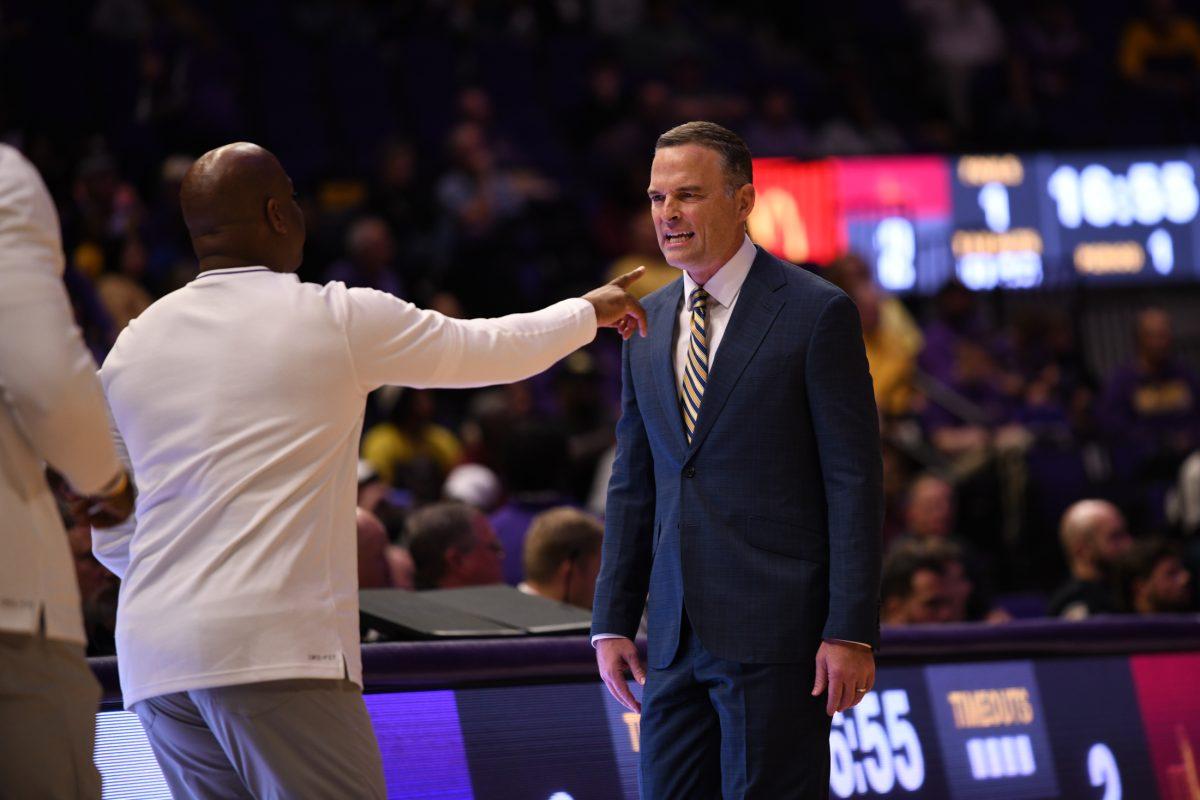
top-left (193, 266), bottom-right (274, 281)
top-left (682, 235), bottom-right (757, 309)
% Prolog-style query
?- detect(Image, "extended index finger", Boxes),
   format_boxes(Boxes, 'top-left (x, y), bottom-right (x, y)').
top-left (609, 265), bottom-right (646, 289)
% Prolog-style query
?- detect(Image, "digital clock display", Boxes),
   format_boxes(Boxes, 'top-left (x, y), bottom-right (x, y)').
top-left (752, 149), bottom-right (1200, 294)
top-left (1036, 152), bottom-right (1200, 284)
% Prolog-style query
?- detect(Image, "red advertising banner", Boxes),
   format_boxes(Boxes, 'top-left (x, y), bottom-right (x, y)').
top-left (749, 158), bottom-right (840, 264)
top-left (1131, 652), bottom-right (1200, 800)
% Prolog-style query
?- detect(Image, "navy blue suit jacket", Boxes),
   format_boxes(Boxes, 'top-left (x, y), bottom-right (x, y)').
top-left (592, 246), bottom-right (883, 670)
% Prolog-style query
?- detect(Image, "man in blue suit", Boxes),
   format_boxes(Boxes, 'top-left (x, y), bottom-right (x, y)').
top-left (593, 122), bottom-right (883, 799)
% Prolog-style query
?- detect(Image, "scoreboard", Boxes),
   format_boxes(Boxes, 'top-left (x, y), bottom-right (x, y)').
top-left (750, 149), bottom-right (1200, 294)
top-left (93, 651), bottom-right (1200, 799)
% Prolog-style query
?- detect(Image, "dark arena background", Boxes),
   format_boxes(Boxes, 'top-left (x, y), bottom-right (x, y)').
top-left (8, 0), bottom-right (1200, 797)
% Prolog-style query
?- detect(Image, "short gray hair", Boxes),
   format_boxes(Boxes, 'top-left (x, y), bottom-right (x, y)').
top-left (655, 121), bottom-right (753, 191)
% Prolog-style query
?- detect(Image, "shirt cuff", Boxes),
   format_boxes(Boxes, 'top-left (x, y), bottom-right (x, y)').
top-left (590, 633), bottom-right (628, 648)
top-left (824, 638), bottom-right (873, 651)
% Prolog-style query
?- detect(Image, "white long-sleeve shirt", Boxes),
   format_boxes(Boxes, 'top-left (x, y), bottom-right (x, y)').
top-left (0, 144), bottom-right (124, 644)
top-left (96, 267), bottom-right (596, 707)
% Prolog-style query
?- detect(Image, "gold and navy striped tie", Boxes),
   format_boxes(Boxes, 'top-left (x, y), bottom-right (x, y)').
top-left (680, 287), bottom-right (709, 444)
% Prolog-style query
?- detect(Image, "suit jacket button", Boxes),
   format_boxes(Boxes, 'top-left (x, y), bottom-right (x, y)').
top-left (684, 466), bottom-right (696, 478)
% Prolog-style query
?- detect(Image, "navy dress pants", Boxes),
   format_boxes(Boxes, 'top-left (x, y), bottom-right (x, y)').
top-left (638, 613), bottom-right (831, 799)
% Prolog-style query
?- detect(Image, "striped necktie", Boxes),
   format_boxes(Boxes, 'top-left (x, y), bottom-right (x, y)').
top-left (680, 287), bottom-right (709, 444)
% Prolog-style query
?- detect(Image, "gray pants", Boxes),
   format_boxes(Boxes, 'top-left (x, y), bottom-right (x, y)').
top-left (133, 678), bottom-right (386, 800)
top-left (0, 631), bottom-right (102, 800)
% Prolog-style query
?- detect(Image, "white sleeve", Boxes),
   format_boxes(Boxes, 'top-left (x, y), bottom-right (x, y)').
top-left (338, 286), bottom-right (598, 393)
top-left (0, 145), bottom-right (123, 496)
top-left (91, 399), bottom-right (136, 579)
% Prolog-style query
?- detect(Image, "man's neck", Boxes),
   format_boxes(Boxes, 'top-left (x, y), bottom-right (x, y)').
top-left (683, 237), bottom-right (745, 286)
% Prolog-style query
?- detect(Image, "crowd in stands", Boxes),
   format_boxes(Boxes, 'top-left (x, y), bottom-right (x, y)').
top-left (17, 0), bottom-right (1200, 655)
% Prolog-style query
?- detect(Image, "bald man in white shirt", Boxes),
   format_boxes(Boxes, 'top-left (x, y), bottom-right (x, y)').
top-left (94, 142), bottom-right (646, 799)
top-left (0, 144), bottom-right (135, 798)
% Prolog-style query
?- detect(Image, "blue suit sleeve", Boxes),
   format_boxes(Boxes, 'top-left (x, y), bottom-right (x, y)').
top-left (806, 294), bottom-right (884, 648)
top-left (591, 338), bottom-right (655, 639)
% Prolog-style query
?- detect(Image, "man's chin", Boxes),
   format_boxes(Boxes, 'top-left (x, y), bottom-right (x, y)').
top-left (661, 254), bottom-right (690, 271)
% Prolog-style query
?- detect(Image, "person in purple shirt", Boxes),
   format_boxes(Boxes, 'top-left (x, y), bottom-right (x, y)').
top-left (489, 422), bottom-right (578, 585)
top-left (919, 279), bottom-right (1005, 385)
top-left (324, 215), bottom-right (406, 296)
top-left (1100, 308), bottom-right (1200, 525)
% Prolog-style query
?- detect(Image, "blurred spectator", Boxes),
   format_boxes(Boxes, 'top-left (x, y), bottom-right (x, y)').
top-left (828, 253), bottom-right (923, 417)
top-left (554, 351), bottom-right (617, 501)
top-left (920, 279), bottom-right (1004, 386)
top-left (435, 120), bottom-right (557, 315)
top-left (902, 473), bottom-right (955, 540)
top-left (744, 87), bottom-right (812, 158)
top-left (95, 235), bottom-right (153, 333)
top-left (356, 459), bottom-right (408, 542)
top-left (141, 154), bottom-right (198, 294)
top-left (386, 545), bottom-right (416, 591)
top-left (1120, 538), bottom-right (1194, 613)
top-left (407, 502), bottom-right (505, 590)
top-left (325, 216), bottom-right (405, 296)
top-left (881, 547), bottom-right (956, 625)
top-left (606, 211), bottom-right (678, 299)
top-left (520, 507), bottom-right (604, 610)
top-left (65, 510), bottom-right (119, 656)
top-left (1048, 499), bottom-right (1133, 619)
top-left (370, 139), bottom-right (432, 253)
top-left (1099, 308), bottom-right (1200, 526)
top-left (569, 59), bottom-right (632, 150)
top-left (361, 388), bottom-right (464, 489)
top-left (357, 507), bottom-right (392, 589)
top-left (887, 536), bottom-right (1005, 623)
top-left (490, 422), bottom-right (576, 585)
top-left (895, 473), bottom-right (1009, 615)
top-left (443, 463), bottom-right (503, 511)
top-left (1008, 1), bottom-right (1092, 144)
top-left (813, 60), bottom-right (907, 156)
top-left (1117, 0), bottom-right (1200, 140)
top-left (62, 151), bottom-right (142, 270)
top-left (906, 0), bottom-right (1006, 130)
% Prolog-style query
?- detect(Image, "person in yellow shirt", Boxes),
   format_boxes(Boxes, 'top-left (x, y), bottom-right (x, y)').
top-left (361, 388), bottom-right (463, 488)
top-left (1118, 0), bottom-right (1200, 88)
top-left (826, 253), bottom-right (923, 418)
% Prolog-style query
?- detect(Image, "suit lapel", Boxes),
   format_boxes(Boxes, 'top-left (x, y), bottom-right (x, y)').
top-left (686, 249), bottom-right (786, 455)
top-left (650, 279), bottom-right (688, 459)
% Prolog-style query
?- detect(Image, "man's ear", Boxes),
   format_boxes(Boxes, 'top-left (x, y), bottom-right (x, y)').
top-left (444, 546), bottom-right (466, 574)
top-left (266, 197), bottom-right (288, 235)
top-left (737, 183), bottom-right (756, 223)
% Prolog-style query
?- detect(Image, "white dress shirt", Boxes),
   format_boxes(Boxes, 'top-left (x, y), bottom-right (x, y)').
top-left (96, 269), bottom-right (596, 707)
top-left (0, 144), bottom-right (124, 644)
top-left (672, 236), bottom-right (757, 393)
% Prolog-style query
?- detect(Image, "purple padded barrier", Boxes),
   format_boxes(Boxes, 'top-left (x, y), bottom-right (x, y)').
top-left (90, 615), bottom-right (1200, 708)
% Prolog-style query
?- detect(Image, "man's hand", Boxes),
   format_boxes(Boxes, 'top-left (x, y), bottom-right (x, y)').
top-left (584, 266), bottom-right (648, 340)
top-left (596, 637), bottom-right (645, 713)
top-left (812, 640), bottom-right (875, 716)
top-left (48, 467), bottom-right (135, 529)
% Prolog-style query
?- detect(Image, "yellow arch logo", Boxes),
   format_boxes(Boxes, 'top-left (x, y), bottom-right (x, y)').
top-left (749, 188), bottom-right (810, 262)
